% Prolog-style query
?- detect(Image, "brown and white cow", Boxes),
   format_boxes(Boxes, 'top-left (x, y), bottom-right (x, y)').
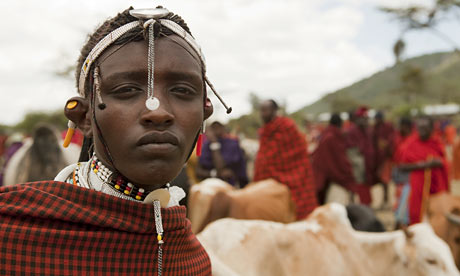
top-left (198, 203), bottom-right (460, 276)
top-left (188, 178), bottom-right (296, 233)
top-left (428, 192), bottom-right (460, 269)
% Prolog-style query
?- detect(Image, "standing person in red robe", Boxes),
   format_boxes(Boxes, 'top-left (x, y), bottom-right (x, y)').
top-left (312, 113), bottom-right (358, 204)
top-left (345, 107), bottom-right (375, 205)
top-left (254, 100), bottom-right (317, 219)
top-left (373, 111), bottom-right (395, 207)
top-left (0, 6), bottom-right (221, 275)
top-left (399, 116), bottom-right (449, 225)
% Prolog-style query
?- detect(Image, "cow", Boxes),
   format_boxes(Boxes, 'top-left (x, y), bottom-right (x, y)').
top-left (198, 203), bottom-right (460, 276)
top-left (188, 178), bottom-right (296, 233)
top-left (428, 192), bottom-right (460, 269)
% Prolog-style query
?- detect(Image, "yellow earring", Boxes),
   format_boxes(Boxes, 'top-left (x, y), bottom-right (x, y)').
top-left (63, 100), bottom-right (78, 148)
top-left (66, 100), bottom-right (78, 110)
top-left (63, 121), bottom-right (76, 148)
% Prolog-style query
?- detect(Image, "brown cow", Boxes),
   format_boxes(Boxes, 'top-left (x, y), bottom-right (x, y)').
top-left (199, 203), bottom-right (460, 276)
top-left (188, 178), bottom-right (296, 233)
top-left (428, 192), bottom-right (460, 269)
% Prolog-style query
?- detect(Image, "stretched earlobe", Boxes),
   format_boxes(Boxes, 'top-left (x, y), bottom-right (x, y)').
top-left (204, 97), bottom-right (213, 120)
top-left (64, 97), bottom-right (92, 138)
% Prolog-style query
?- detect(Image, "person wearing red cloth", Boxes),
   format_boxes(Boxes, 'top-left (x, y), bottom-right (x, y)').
top-left (0, 6), bottom-right (218, 275)
top-left (398, 116), bottom-right (449, 225)
top-left (312, 114), bottom-right (358, 204)
top-left (372, 111), bottom-right (395, 206)
top-left (253, 100), bottom-right (318, 219)
top-left (345, 107), bottom-right (375, 205)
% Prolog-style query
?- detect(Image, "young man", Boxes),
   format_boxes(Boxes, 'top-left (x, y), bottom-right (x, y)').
top-left (372, 111), bottom-right (395, 207)
top-left (0, 6), bottom-right (226, 275)
top-left (312, 113), bottom-right (358, 204)
top-left (398, 116), bottom-right (449, 225)
top-left (197, 121), bottom-right (248, 188)
top-left (345, 107), bottom-right (375, 205)
top-left (253, 99), bottom-right (317, 219)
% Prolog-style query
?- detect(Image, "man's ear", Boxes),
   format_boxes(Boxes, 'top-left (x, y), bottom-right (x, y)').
top-left (204, 97), bottom-right (213, 120)
top-left (64, 97), bottom-right (92, 138)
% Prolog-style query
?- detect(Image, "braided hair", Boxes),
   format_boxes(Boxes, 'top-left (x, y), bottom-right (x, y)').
top-left (75, 6), bottom-right (203, 162)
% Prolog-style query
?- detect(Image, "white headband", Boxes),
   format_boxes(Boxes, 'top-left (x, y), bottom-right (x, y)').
top-left (78, 7), bottom-right (231, 113)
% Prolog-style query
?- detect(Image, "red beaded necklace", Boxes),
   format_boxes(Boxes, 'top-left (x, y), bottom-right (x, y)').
top-left (90, 154), bottom-right (147, 201)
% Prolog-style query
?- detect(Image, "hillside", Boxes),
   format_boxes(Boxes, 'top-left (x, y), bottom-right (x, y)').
top-left (293, 51), bottom-right (460, 118)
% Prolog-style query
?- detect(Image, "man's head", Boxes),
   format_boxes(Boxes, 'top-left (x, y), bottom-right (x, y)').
top-left (329, 113), bottom-right (342, 128)
top-left (354, 107), bottom-right (369, 129)
top-left (375, 111), bottom-right (384, 124)
top-left (210, 121), bottom-right (226, 139)
top-left (416, 116), bottom-right (434, 141)
top-left (260, 99), bottom-right (278, 124)
top-left (64, 7), bottom-right (213, 190)
top-left (399, 117), bottom-right (412, 137)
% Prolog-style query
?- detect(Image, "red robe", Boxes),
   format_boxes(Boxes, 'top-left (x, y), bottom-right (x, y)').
top-left (312, 125), bottom-right (357, 202)
top-left (254, 116), bottom-right (318, 219)
top-left (373, 122), bottom-right (395, 184)
top-left (0, 181), bottom-right (211, 275)
top-left (400, 134), bottom-right (449, 224)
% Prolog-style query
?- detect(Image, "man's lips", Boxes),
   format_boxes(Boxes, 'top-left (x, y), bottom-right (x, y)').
top-left (136, 131), bottom-right (179, 147)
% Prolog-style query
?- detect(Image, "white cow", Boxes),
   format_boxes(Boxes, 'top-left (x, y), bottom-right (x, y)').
top-left (198, 203), bottom-right (460, 276)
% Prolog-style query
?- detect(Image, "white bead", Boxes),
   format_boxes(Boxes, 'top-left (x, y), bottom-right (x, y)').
top-left (145, 97), bottom-right (160, 110)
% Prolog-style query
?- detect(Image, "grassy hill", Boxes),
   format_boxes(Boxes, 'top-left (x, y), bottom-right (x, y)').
top-left (292, 51), bottom-right (460, 119)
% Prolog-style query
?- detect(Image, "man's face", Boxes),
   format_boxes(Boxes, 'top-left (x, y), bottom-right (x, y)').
top-left (211, 124), bottom-right (225, 139)
top-left (91, 36), bottom-right (204, 190)
top-left (260, 101), bottom-right (276, 124)
top-left (355, 116), bottom-right (368, 129)
top-left (417, 118), bottom-right (433, 141)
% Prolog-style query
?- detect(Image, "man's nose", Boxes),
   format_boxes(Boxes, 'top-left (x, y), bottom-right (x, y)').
top-left (140, 96), bottom-right (174, 128)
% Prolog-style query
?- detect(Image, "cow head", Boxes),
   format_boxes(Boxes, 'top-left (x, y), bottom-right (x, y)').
top-left (402, 223), bottom-right (460, 276)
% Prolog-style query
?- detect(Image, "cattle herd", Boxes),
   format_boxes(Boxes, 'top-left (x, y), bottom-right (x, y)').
top-left (189, 179), bottom-right (460, 276)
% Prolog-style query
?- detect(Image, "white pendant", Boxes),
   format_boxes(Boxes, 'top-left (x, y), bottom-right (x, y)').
top-left (146, 97), bottom-right (160, 110)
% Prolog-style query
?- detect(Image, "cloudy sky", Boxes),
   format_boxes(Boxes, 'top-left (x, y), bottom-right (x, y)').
top-left (0, 0), bottom-right (458, 125)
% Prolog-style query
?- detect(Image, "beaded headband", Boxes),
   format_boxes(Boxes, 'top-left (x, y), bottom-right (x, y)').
top-left (77, 7), bottom-right (232, 113)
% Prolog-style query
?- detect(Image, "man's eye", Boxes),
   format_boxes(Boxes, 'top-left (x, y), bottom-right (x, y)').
top-left (171, 86), bottom-right (197, 96)
top-left (113, 86), bottom-right (142, 94)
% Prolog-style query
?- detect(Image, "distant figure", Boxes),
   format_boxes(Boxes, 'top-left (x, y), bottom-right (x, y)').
top-left (373, 111), bottom-right (395, 206)
top-left (312, 113), bottom-right (358, 204)
top-left (0, 133), bottom-right (24, 186)
top-left (197, 121), bottom-right (248, 188)
top-left (398, 116), bottom-right (449, 225)
top-left (3, 124), bottom-right (79, 186)
top-left (345, 107), bottom-right (375, 205)
top-left (253, 99), bottom-right (317, 219)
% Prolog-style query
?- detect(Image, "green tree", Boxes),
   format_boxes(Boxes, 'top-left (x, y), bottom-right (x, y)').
top-left (400, 65), bottom-right (425, 105)
top-left (13, 110), bottom-right (67, 135)
top-left (381, 0), bottom-right (460, 62)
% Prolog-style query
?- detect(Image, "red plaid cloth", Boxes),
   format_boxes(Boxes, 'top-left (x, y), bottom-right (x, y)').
top-left (254, 117), bottom-right (318, 219)
top-left (0, 181), bottom-right (211, 275)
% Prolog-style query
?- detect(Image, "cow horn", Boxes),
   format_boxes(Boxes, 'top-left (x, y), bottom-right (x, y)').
top-left (446, 213), bottom-right (460, 226)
